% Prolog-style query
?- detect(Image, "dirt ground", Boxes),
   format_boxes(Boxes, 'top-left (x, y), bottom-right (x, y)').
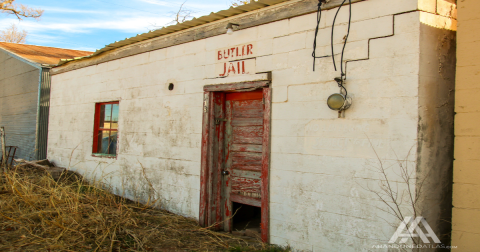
top-left (0, 163), bottom-right (290, 252)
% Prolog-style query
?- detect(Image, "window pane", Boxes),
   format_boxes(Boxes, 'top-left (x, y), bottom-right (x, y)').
top-left (109, 131), bottom-right (117, 155)
top-left (96, 131), bottom-right (102, 153)
top-left (99, 105), bottom-right (105, 128)
top-left (94, 102), bottom-right (118, 155)
top-left (111, 104), bottom-right (119, 129)
top-left (97, 130), bottom-right (110, 154)
top-left (99, 104), bottom-right (112, 129)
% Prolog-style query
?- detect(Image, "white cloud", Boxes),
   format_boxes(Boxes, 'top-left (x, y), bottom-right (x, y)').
top-left (27, 33), bottom-right (96, 51)
top-left (0, 0), bottom-right (228, 50)
top-left (137, 0), bottom-right (173, 6)
top-left (41, 7), bottom-right (107, 14)
top-left (3, 11), bottom-right (171, 34)
top-left (188, 2), bottom-right (229, 12)
top-left (136, 0), bottom-right (228, 14)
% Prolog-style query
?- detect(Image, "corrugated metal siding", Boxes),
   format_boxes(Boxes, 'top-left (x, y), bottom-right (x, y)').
top-left (36, 68), bottom-right (51, 160)
top-left (0, 50), bottom-right (40, 161)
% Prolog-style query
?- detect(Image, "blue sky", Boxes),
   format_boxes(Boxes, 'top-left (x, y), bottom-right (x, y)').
top-left (1, 0), bottom-right (231, 52)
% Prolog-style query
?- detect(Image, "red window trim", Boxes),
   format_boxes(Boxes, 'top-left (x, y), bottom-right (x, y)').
top-left (92, 101), bottom-right (119, 154)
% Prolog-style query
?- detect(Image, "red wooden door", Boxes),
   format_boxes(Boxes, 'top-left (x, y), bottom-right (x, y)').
top-left (200, 82), bottom-right (271, 242)
top-left (223, 90), bottom-right (264, 231)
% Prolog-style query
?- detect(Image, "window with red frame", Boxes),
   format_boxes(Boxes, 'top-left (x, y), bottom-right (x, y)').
top-left (93, 102), bottom-right (119, 155)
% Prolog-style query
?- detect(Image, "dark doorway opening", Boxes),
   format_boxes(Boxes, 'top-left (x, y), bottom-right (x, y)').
top-left (232, 202), bottom-right (261, 237)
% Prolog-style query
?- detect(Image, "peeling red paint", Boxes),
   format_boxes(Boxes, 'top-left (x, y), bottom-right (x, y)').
top-left (199, 82), bottom-right (271, 243)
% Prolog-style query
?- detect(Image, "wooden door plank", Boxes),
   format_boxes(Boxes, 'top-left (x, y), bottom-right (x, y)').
top-left (233, 126), bottom-right (263, 138)
top-left (207, 92), bottom-right (217, 227)
top-left (231, 117), bottom-right (263, 127)
top-left (232, 165), bottom-right (262, 171)
top-left (231, 144), bottom-right (262, 153)
top-left (230, 194), bottom-right (262, 208)
top-left (199, 92), bottom-right (211, 227)
top-left (223, 100), bottom-right (234, 232)
top-left (233, 100), bottom-right (263, 118)
top-left (261, 87), bottom-right (272, 243)
top-left (231, 176), bottom-right (261, 196)
top-left (233, 126), bottom-right (263, 144)
top-left (232, 152), bottom-right (262, 167)
top-left (233, 137), bottom-right (263, 145)
top-left (231, 169), bottom-right (261, 180)
top-left (204, 81), bottom-right (270, 92)
top-left (226, 90), bottom-right (264, 101)
top-left (214, 92), bottom-right (225, 230)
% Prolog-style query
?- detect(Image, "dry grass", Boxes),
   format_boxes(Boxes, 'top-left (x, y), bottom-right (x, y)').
top-left (0, 164), bottom-right (287, 252)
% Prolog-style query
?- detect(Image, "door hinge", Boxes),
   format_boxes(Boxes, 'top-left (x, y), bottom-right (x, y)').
top-left (215, 118), bottom-right (227, 125)
top-left (203, 100), bottom-right (208, 113)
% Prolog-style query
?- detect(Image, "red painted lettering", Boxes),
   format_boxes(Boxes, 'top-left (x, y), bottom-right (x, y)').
top-left (224, 49), bottom-right (228, 59)
top-left (228, 62), bottom-right (236, 74)
top-left (218, 50), bottom-right (222, 60)
top-left (242, 61), bottom-right (246, 74)
top-left (247, 44), bottom-right (253, 55)
top-left (219, 62), bottom-right (227, 76)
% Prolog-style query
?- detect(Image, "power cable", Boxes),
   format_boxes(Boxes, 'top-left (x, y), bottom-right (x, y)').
top-left (311, 0), bottom-right (352, 97)
top-left (311, 0), bottom-right (327, 71)
top-left (331, 0), bottom-right (352, 96)
top-left (331, 0), bottom-right (352, 76)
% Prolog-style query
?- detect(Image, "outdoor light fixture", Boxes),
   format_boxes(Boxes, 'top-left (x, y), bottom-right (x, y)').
top-left (327, 93), bottom-right (351, 111)
top-left (226, 23), bottom-right (239, 35)
top-left (327, 77), bottom-right (352, 111)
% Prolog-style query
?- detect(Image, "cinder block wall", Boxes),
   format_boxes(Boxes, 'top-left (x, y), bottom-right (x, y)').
top-left (47, 0), bottom-right (456, 250)
top-left (452, 0), bottom-right (480, 250)
top-left (0, 51), bottom-right (40, 161)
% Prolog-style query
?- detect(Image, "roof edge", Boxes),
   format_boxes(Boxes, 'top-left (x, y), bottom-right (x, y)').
top-left (0, 46), bottom-right (42, 69)
top-left (52, 0), bottom-right (365, 75)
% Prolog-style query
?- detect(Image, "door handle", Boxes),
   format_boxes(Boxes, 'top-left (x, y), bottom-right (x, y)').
top-left (222, 170), bottom-right (230, 175)
top-left (215, 118), bottom-right (227, 125)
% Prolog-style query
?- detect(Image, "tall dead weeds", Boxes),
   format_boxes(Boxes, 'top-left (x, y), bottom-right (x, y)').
top-left (0, 164), bottom-right (274, 251)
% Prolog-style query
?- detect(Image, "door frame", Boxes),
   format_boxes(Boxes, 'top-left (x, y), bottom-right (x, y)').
top-left (199, 80), bottom-right (271, 243)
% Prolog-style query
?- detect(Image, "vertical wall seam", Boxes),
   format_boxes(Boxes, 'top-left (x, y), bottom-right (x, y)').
top-left (35, 68), bottom-right (51, 160)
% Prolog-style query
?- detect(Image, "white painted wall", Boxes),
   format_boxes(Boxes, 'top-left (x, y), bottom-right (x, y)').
top-left (47, 0), bottom-right (453, 250)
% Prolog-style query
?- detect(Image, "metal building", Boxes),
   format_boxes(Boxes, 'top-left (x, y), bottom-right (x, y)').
top-left (0, 42), bottom-right (91, 161)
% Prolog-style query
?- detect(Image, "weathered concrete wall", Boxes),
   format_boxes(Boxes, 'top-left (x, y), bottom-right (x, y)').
top-left (0, 50), bottom-right (39, 161)
top-left (452, 0), bottom-right (480, 250)
top-left (47, 0), bottom-right (456, 250)
top-left (416, 6), bottom-right (457, 250)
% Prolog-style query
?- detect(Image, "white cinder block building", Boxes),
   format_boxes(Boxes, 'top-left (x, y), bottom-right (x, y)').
top-left (47, 0), bottom-right (457, 250)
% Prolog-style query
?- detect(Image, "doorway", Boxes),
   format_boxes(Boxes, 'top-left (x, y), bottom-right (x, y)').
top-left (199, 81), bottom-right (271, 243)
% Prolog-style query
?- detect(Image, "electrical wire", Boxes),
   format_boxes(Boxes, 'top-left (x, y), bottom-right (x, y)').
top-left (339, 0), bottom-right (352, 79)
top-left (331, 0), bottom-right (351, 74)
top-left (331, 0), bottom-right (352, 97)
top-left (312, 0), bottom-right (327, 71)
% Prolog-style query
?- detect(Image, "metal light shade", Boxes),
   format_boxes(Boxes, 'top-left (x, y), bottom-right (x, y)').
top-left (225, 23), bottom-right (239, 35)
top-left (327, 93), bottom-right (351, 111)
